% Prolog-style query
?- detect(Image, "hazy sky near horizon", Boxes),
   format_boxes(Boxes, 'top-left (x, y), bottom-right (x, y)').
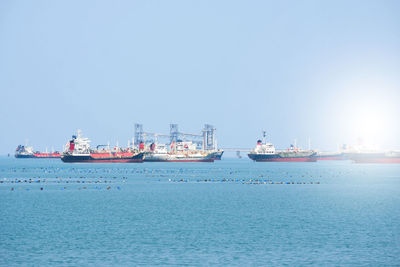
top-left (1, 0), bottom-right (400, 154)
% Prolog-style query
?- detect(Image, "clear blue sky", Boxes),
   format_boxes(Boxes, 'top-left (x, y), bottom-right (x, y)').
top-left (1, 0), bottom-right (399, 154)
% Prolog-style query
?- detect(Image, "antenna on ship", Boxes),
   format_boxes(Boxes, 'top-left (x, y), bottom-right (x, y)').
top-left (262, 131), bottom-right (266, 144)
top-left (308, 137), bottom-right (311, 151)
top-left (134, 123), bottom-right (143, 145)
top-left (294, 138), bottom-right (297, 149)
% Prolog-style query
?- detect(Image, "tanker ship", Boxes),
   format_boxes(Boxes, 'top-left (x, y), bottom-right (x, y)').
top-left (143, 141), bottom-right (216, 162)
top-left (15, 145), bottom-right (61, 158)
top-left (61, 130), bottom-right (144, 163)
top-left (347, 151), bottom-right (400, 164)
top-left (248, 137), bottom-right (317, 162)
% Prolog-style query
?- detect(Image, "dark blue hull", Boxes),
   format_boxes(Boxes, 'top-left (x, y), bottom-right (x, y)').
top-left (248, 153), bottom-right (317, 162)
top-left (15, 154), bottom-right (35, 158)
top-left (214, 151), bottom-right (224, 160)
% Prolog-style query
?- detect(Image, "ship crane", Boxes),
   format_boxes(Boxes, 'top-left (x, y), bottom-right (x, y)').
top-left (177, 132), bottom-right (203, 143)
top-left (178, 132), bottom-right (203, 137)
top-left (141, 132), bottom-right (170, 144)
top-left (170, 124), bottom-right (217, 151)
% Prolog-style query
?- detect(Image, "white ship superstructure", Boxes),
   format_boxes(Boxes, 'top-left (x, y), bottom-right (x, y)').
top-left (64, 129), bottom-right (91, 155)
top-left (15, 145), bottom-right (34, 158)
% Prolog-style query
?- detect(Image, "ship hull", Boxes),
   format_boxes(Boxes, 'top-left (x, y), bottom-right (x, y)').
top-left (15, 154), bottom-right (35, 158)
top-left (353, 158), bottom-right (400, 164)
top-left (144, 152), bottom-right (215, 162)
top-left (316, 156), bottom-right (343, 161)
top-left (145, 159), bottom-right (214, 162)
top-left (15, 153), bottom-right (61, 158)
top-left (33, 153), bottom-right (61, 158)
top-left (213, 151), bottom-right (224, 160)
top-left (315, 154), bottom-right (344, 161)
top-left (61, 153), bottom-right (144, 163)
top-left (348, 153), bottom-right (400, 164)
top-left (248, 153), bottom-right (317, 162)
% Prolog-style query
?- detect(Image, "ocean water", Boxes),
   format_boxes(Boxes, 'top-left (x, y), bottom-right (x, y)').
top-left (1, 157), bottom-right (400, 266)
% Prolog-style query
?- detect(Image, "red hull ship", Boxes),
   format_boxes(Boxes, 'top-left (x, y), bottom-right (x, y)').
top-left (61, 152), bottom-right (144, 163)
top-left (15, 145), bottom-right (61, 158)
top-left (61, 130), bottom-right (144, 163)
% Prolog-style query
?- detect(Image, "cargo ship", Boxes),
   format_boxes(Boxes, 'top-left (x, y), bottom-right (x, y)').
top-left (347, 151), bottom-right (400, 164)
top-left (61, 130), bottom-right (144, 163)
top-left (143, 141), bottom-right (216, 162)
top-left (315, 151), bottom-right (344, 161)
top-left (248, 135), bottom-right (317, 162)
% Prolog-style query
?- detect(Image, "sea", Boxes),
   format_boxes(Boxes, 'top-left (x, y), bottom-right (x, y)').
top-left (1, 156), bottom-right (399, 266)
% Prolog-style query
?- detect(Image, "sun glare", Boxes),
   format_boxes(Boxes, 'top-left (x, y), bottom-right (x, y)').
top-left (350, 104), bottom-right (392, 149)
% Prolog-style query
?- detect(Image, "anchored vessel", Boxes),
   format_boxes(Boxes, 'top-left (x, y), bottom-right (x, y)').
top-left (347, 151), bottom-right (400, 163)
top-left (248, 134), bottom-right (317, 162)
top-left (136, 123), bottom-right (222, 162)
top-left (143, 141), bottom-right (216, 162)
top-left (61, 130), bottom-right (144, 163)
top-left (15, 145), bottom-right (61, 158)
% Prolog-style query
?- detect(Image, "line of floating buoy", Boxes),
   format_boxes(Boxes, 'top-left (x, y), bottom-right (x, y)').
top-left (1, 165), bottom-right (358, 185)
top-left (8, 186), bottom-right (122, 191)
top-left (1, 178), bottom-right (116, 184)
top-left (165, 178), bottom-right (320, 184)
